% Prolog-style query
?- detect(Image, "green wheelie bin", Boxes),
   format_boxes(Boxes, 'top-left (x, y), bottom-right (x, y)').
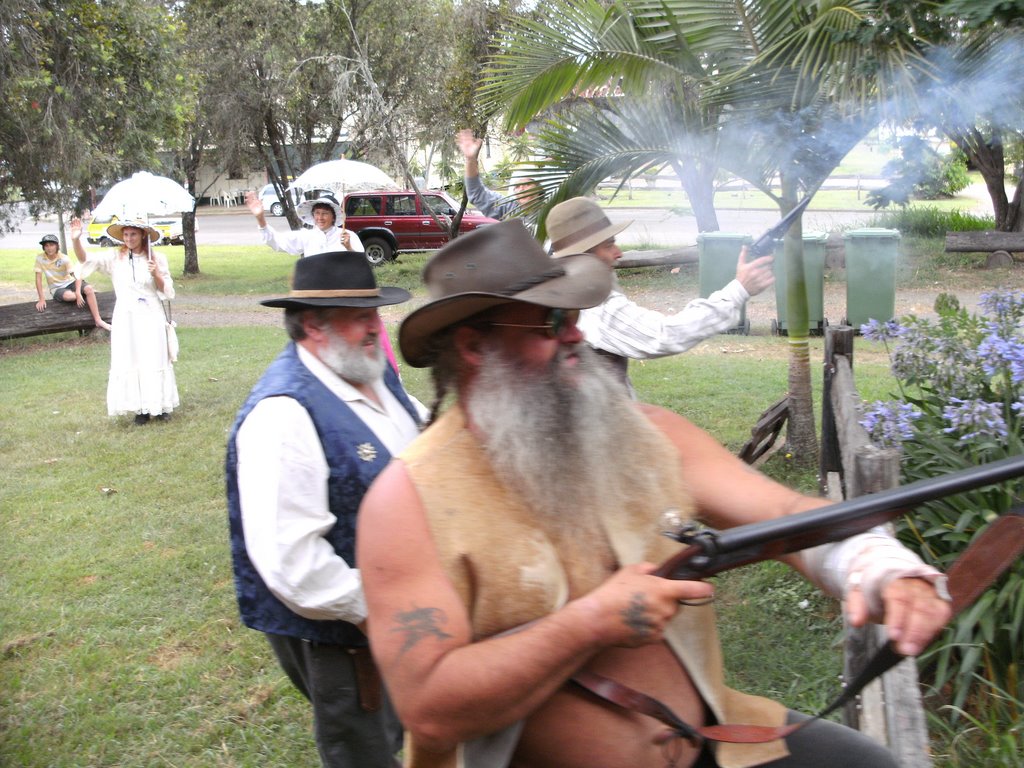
top-left (843, 228), bottom-right (900, 328)
top-left (772, 232), bottom-right (828, 336)
top-left (697, 232), bottom-right (753, 334)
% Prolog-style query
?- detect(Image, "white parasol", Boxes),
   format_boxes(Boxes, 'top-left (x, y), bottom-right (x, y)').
top-left (288, 159), bottom-right (400, 196)
top-left (92, 171), bottom-right (195, 219)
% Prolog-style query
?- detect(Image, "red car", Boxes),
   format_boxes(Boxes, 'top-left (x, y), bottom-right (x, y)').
top-left (343, 190), bottom-right (499, 265)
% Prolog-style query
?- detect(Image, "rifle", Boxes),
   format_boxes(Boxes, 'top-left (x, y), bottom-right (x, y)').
top-left (747, 195), bottom-right (813, 257)
top-left (656, 453), bottom-right (1024, 581)
top-left (573, 457), bottom-right (1024, 746)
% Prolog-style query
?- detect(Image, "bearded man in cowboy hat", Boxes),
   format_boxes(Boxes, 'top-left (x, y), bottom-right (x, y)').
top-left (356, 220), bottom-right (951, 768)
top-left (244, 189), bottom-right (363, 256)
top-left (546, 197), bottom-right (774, 392)
top-left (226, 252), bottom-right (424, 768)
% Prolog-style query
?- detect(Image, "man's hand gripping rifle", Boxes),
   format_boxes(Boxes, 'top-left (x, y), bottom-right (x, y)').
top-left (656, 454), bottom-right (1024, 583)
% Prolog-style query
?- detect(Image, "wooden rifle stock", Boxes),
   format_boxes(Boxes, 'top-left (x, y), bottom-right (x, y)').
top-left (655, 454), bottom-right (1024, 581)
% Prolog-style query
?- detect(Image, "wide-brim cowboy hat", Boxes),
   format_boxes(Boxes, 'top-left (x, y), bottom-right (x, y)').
top-left (106, 219), bottom-right (161, 243)
top-left (547, 197), bottom-right (632, 258)
top-left (296, 193), bottom-right (343, 226)
top-left (261, 251), bottom-right (411, 309)
top-left (399, 219), bottom-right (612, 367)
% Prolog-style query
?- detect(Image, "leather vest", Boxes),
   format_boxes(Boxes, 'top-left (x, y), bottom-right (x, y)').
top-left (225, 342), bottom-right (419, 645)
top-left (399, 407), bottom-right (786, 768)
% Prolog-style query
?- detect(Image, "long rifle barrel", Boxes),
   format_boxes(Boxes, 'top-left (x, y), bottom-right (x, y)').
top-left (748, 196), bottom-right (813, 256)
top-left (657, 454), bottom-right (1024, 580)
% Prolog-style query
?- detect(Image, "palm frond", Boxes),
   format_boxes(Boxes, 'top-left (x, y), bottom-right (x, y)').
top-left (480, 0), bottom-right (700, 130)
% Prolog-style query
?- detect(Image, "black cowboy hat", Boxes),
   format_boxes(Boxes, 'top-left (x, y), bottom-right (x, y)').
top-left (261, 251), bottom-right (411, 309)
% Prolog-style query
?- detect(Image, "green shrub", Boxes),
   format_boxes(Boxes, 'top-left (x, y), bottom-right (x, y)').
top-left (858, 292), bottom-right (1024, 719)
top-left (867, 207), bottom-right (996, 237)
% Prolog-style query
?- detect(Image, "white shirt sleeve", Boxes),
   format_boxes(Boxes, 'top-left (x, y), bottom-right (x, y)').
top-left (236, 396), bottom-right (366, 623)
top-left (259, 225), bottom-right (305, 256)
top-left (578, 280), bottom-right (750, 359)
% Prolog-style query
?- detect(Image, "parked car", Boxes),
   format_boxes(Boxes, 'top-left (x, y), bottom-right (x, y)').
top-left (257, 183), bottom-right (299, 217)
top-left (87, 214), bottom-right (186, 246)
top-left (257, 183), bottom-right (335, 217)
top-left (343, 190), bottom-right (499, 265)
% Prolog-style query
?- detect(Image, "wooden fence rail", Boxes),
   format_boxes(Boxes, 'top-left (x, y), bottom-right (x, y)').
top-left (821, 325), bottom-right (933, 767)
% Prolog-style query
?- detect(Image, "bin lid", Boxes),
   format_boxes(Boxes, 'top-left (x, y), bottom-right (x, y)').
top-left (843, 228), bottom-right (901, 239)
top-left (802, 231), bottom-right (828, 242)
top-left (696, 232), bottom-right (753, 242)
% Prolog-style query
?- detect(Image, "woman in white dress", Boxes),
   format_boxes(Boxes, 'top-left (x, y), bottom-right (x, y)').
top-left (70, 216), bottom-right (180, 424)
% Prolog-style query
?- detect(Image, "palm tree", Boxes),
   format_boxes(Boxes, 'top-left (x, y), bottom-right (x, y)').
top-left (482, 0), bottom-right (934, 463)
top-left (481, 0), bottom-right (727, 232)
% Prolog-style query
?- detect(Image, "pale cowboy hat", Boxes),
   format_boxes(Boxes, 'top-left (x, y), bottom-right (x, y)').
top-left (106, 219), bottom-right (161, 243)
top-left (296, 192), bottom-right (343, 226)
top-left (546, 197), bottom-right (633, 258)
top-left (399, 219), bottom-right (612, 368)
top-left (261, 251), bottom-right (411, 310)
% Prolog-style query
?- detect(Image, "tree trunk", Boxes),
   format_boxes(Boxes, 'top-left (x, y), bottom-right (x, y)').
top-left (780, 179), bottom-right (819, 465)
top-left (182, 210), bottom-right (199, 275)
top-left (181, 138), bottom-right (202, 275)
top-left (948, 125), bottom-right (1023, 231)
top-left (673, 158), bottom-right (719, 233)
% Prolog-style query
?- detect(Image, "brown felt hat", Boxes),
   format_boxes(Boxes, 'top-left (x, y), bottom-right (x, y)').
top-left (398, 219), bottom-right (611, 367)
top-left (546, 197), bottom-right (632, 258)
top-left (261, 251), bottom-right (411, 309)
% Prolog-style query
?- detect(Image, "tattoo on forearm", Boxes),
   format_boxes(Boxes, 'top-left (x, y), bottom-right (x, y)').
top-left (622, 592), bottom-right (655, 638)
top-left (392, 605), bottom-right (453, 655)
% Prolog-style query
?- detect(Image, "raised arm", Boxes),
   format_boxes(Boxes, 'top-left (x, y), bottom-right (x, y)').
top-left (357, 460), bottom-right (711, 752)
top-left (456, 129), bottom-right (483, 181)
top-left (69, 217), bottom-right (88, 263)
top-left (244, 190), bottom-right (268, 229)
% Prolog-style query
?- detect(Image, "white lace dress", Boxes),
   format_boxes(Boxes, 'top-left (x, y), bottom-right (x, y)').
top-left (81, 249), bottom-right (180, 417)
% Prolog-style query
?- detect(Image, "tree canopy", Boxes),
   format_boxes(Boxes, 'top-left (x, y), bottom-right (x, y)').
top-left (0, 0), bottom-right (188, 230)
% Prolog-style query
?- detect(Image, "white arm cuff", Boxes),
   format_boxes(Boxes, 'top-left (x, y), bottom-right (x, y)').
top-left (802, 527), bottom-right (949, 615)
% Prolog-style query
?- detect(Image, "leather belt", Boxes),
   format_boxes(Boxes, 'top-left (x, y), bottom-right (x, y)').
top-left (572, 508), bottom-right (1024, 746)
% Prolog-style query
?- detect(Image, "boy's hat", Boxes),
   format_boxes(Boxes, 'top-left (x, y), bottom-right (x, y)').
top-left (297, 193), bottom-right (343, 226)
top-left (106, 219), bottom-right (161, 243)
top-left (261, 251), bottom-right (410, 309)
top-left (40, 234), bottom-right (59, 245)
top-left (546, 197), bottom-right (632, 258)
top-left (398, 219), bottom-right (611, 367)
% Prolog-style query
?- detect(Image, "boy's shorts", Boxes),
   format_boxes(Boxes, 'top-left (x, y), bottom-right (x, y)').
top-left (52, 280), bottom-right (89, 301)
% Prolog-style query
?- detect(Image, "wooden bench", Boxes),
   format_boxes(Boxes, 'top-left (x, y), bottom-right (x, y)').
top-left (944, 230), bottom-right (1024, 267)
top-left (0, 291), bottom-right (115, 341)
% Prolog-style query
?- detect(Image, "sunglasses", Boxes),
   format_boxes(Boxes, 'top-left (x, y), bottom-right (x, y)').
top-left (483, 308), bottom-right (580, 339)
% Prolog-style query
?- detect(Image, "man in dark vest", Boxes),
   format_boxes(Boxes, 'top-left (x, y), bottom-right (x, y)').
top-left (226, 251), bottom-right (422, 768)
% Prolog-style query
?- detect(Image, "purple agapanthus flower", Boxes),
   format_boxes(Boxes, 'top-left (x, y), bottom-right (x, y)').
top-left (978, 329), bottom-right (1024, 385)
top-left (859, 400), bottom-right (921, 448)
top-left (979, 290), bottom-right (1024, 323)
top-left (860, 318), bottom-right (903, 342)
top-left (942, 397), bottom-right (1009, 444)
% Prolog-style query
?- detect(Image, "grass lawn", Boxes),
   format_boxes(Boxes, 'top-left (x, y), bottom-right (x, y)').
top-left (0, 230), bottom-right (1009, 766)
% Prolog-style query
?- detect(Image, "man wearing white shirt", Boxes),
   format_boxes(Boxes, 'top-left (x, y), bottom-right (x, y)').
top-left (226, 251), bottom-right (420, 768)
top-left (546, 197), bottom-right (775, 394)
top-left (244, 189), bottom-right (364, 256)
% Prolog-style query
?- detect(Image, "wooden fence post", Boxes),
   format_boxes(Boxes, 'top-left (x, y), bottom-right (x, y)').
top-left (820, 326), bottom-right (854, 494)
top-left (823, 335), bottom-right (934, 766)
top-left (843, 445), bottom-right (933, 768)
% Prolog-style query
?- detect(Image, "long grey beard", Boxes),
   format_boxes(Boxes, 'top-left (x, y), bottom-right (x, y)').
top-left (319, 329), bottom-right (387, 384)
top-left (465, 342), bottom-right (664, 538)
